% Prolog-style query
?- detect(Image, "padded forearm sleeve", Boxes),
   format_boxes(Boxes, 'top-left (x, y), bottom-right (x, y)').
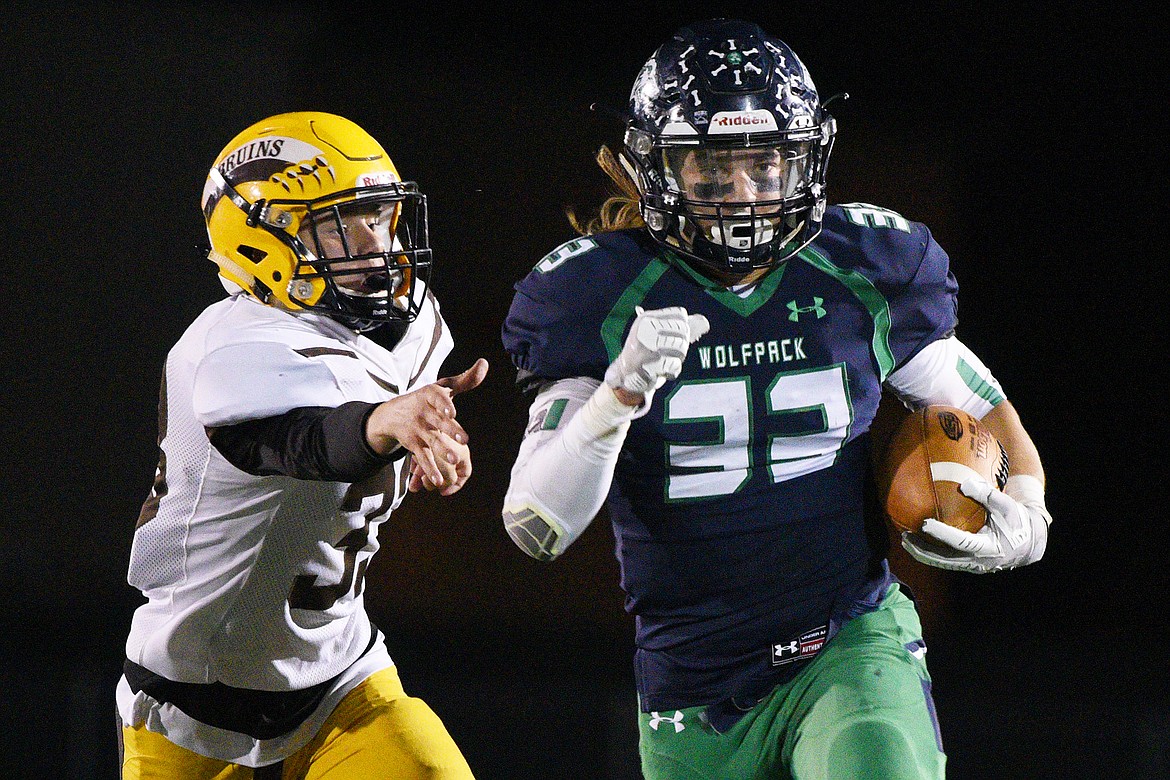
top-left (502, 377), bottom-right (645, 560)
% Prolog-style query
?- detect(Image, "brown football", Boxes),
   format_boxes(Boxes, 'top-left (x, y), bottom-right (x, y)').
top-left (878, 405), bottom-right (1010, 534)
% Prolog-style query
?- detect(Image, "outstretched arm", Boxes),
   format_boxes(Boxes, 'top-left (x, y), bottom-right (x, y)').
top-left (366, 358), bottom-right (489, 496)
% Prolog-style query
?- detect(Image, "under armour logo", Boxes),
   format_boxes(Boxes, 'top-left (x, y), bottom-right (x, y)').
top-left (787, 297), bottom-right (826, 322)
top-left (649, 710), bottom-right (685, 733)
top-left (772, 624), bottom-right (830, 666)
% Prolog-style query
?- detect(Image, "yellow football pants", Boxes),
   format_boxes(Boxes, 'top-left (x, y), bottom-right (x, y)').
top-left (120, 665), bottom-right (475, 779)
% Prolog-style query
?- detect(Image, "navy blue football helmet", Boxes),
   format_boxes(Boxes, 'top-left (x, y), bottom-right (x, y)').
top-left (621, 19), bottom-right (837, 277)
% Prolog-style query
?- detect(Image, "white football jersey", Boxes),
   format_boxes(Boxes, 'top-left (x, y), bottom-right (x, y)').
top-left (117, 286), bottom-right (452, 765)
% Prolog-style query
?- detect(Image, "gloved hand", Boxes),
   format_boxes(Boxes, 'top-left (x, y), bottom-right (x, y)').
top-left (901, 474), bottom-right (1051, 573)
top-left (604, 306), bottom-right (710, 397)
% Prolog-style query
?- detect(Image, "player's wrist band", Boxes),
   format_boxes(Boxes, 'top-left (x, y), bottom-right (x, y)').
top-left (558, 383), bottom-right (642, 461)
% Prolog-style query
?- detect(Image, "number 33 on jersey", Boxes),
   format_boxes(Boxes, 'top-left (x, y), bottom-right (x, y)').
top-left (504, 203), bottom-right (958, 512)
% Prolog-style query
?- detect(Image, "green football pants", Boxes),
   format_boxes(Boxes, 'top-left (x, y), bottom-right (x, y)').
top-left (638, 584), bottom-right (946, 779)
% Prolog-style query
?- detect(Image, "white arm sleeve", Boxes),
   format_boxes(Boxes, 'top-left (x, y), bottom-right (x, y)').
top-left (884, 335), bottom-right (1006, 419)
top-left (502, 377), bottom-right (647, 561)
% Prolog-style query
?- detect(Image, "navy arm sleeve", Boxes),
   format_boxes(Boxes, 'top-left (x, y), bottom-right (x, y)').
top-left (207, 401), bottom-right (404, 482)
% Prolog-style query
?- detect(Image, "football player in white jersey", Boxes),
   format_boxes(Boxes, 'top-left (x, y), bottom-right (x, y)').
top-left (117, 112), bottom-right (484, 778)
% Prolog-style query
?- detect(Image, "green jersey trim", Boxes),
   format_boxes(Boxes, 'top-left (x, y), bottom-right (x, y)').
top-left (668, 252), bottom-right (789, 317)
top-left (794, 247), bottom-right (897, 381)
top-left (602, 253), bottom-right (674, 362)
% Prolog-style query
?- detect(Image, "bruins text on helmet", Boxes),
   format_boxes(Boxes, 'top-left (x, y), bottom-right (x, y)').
top-left (201, 111), bottom-right (431, 331)
top-left (620, 18), bottom-right (838, 277)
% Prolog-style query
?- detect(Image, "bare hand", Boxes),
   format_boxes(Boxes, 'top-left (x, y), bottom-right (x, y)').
top-left (436, 357), bottom-right (489, 396)
top-left (366, 359), bottom-right (488, 495)
top-left (406, 430), bottom-right (472, 495)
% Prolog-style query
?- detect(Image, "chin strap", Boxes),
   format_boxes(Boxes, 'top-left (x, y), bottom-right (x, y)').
top-left (206, 247), bottom-right (255, 289)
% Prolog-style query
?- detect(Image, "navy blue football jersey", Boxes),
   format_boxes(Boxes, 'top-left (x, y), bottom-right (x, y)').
top-left (502, 204), bottom-right (958, 713)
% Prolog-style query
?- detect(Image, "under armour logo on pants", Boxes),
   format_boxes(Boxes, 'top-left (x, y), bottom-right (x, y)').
top-left (649, 710), bottom-right (685, 733)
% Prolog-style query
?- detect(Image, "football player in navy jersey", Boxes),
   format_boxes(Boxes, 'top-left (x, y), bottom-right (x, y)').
top-left (117, 112), bottom-right (482, 778)
top-left (501, 19), bottom-right (1051, 779)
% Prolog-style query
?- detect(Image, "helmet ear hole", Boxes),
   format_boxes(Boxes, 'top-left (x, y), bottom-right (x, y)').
top-left (237, 245), bottom-right (268, 263)
top-left (252, 278), bottom-right (274, 302)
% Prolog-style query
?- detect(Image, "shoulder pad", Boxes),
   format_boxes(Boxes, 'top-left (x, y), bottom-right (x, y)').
top-left (818, 203), bottom-right (946, 288)
top-left (193, 341), bottom-right (345, 426)
top-left (377, 286), bottom-right (453, 390)
top-left (504, 230), bottom-right (658, 382)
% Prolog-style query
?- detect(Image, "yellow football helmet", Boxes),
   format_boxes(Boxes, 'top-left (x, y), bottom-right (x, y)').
top-left (201, 111), bottom-right (430, 330)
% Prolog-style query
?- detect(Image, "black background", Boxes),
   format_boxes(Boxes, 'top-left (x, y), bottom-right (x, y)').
top-left (1, 2), bottom-right (1165, 777)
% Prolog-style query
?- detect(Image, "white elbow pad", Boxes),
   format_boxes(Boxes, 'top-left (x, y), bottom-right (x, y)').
top-left (502, 500), bottom-right (572, 562)
top-left (885, 336), bottom-right (1006, 419)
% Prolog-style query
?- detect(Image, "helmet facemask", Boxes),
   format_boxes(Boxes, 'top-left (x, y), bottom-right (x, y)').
top-left (643, 140), bottom-right (822, 276)
top-left (620, 19), bottom-right (837, 281)
top-left (286, 185), bottom-right (431, 332)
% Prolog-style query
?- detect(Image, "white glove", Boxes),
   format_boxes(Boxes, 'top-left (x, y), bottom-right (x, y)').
top-left (604, 306), bottom-right (710, 396)
top-left (901, 474), bottom-right (1051, 573)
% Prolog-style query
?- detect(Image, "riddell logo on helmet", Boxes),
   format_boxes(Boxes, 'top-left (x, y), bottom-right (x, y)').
top-left (707, 110), bottom-right (779, 134)
top-left (715, 115), bottom-right (768, 126)
top-left (357, 172), bottom-right (399, 187)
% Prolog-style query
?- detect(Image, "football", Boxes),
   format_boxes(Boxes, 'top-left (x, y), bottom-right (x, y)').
top-left (877, 405), bottom-right (1010, 534)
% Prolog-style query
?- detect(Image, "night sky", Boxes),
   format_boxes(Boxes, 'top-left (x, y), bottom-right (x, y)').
top-left (2, 2), bottom-right (1165, 777)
